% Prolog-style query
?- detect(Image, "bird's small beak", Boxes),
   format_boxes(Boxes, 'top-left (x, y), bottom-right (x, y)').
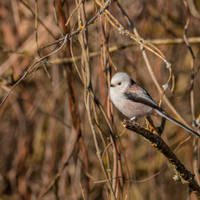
top-left (110, 84), bottom-right (114, 87)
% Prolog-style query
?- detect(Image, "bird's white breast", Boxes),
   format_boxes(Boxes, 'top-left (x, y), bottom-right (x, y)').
top-left (110, 88), bottom-right (154, 119)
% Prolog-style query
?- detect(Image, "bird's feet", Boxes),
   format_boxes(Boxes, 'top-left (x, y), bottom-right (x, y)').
top-left (145, 116), bottom-right (159, 134)
top-left (129, 117), bottom-right (139, 125)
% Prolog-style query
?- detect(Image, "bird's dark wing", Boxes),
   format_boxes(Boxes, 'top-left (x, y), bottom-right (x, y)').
top-left (124, 89), bottom-right (165, 113)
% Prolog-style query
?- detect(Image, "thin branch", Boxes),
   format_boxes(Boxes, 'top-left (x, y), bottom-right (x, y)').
top-left (19, 0), bottom-right (57, 39)
top-left (0, 0), bottom-right (111, 108)
top-left (183, 0), bottom-right (200, 186)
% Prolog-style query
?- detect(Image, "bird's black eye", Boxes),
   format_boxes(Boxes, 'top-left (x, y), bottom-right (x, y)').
top-left (118, 82), bottom-right (121, 85)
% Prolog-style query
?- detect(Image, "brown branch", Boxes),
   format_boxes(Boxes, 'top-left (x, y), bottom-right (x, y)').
top-left (183, 0), bottom-right (200, 187)
top-left (0, 0), bottom-right (110, 107)
top-left (19, 0), bottom-right (57, 39)
top-left (186, 0), bottom-right (200, 20)
top-left (122, 120), bottom-right (200, 199)
top-left (46, 37), bottom-right (200, 64)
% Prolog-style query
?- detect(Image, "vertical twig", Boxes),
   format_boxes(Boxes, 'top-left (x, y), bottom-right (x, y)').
top-left (183, 0), bottom-right (200, 186)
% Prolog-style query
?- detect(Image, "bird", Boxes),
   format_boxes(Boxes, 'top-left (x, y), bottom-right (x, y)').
top-left (109, 72), bottom-right (200, 138)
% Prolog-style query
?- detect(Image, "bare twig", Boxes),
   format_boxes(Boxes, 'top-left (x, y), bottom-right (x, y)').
top-left (19, 0), bottom-right (57, 39)
top-left (186, 0), bottom-right (200, 20)
top-left (0, 0), bottom-right (111, 108)
top-left (183, 0), bottom-right (200, 186)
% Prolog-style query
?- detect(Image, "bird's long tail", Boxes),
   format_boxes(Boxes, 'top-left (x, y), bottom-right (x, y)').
top-left (155, 110), bottom-right (200, 138)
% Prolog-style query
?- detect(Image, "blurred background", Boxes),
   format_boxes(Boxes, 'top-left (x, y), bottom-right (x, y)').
top-left (0, 0), bottom-right (200, 199)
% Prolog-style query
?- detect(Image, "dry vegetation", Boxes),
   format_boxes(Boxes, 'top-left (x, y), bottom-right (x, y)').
top-left (1, 0), bottom-right (200, 199)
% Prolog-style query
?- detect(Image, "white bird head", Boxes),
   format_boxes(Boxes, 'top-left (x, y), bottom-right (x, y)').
top-left (110, 72), bottom-right (132, 93)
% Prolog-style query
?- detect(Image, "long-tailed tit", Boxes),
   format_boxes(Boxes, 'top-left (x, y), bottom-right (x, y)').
top-left (109, 72), bottom-right (200, 138)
